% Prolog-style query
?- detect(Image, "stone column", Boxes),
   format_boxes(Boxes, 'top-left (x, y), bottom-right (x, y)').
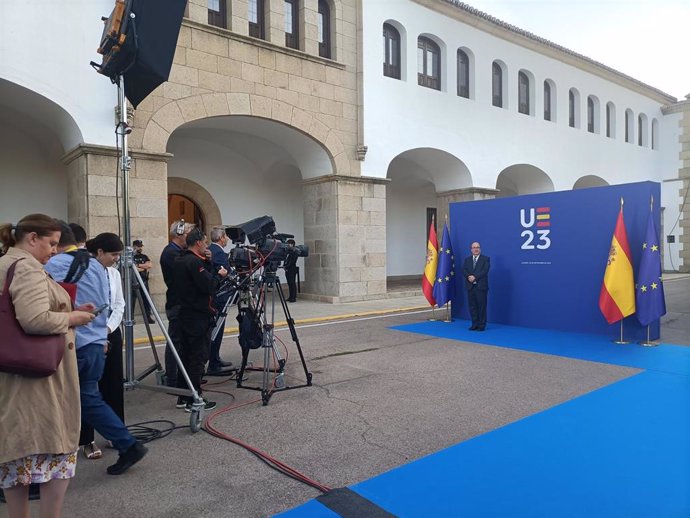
top-left (301, 0), bottom-right (319, 55)
top-left (62, 144), bottom-right (172, 310)
top-left (231, 0), bottom-right (249, 35)
top-left (187, 0), bottom-right (208, 24)
top-left (265, 0), bottom-right (285, 44)
top-left (679, 95), bottom-right (690, 273)
top-left (436, 187), bottom-right (499, 223)
top-left (302, 175), bottom-right (388, 302)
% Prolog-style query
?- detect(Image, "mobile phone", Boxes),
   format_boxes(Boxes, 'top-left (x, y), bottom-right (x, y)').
top-left (91, 303), bottom-right (109, 316)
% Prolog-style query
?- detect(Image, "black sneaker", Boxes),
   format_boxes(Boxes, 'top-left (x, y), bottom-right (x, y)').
top-left (106, 441), bottom-right (148, 475)
top-left (175, 397), bottom-right (187, 409)
top-left (184, 399), bottom-right (217, 413)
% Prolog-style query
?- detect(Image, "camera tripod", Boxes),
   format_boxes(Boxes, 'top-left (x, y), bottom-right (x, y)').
top-left (236, 268), bottom-right (312, 405)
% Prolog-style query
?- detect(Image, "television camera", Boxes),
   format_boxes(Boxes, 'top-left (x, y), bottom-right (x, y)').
top-left (209, 216), bottom-right (313, 405)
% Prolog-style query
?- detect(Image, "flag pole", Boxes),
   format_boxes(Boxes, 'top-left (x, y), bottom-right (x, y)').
top-left (640, 324), bottom-right (658, 347)
top-left (443, 302), bottom-right (452, 322)
top-left (429, 305), bottom-right (437, 321)
top-left (613, 319), bottom-right (630, 344)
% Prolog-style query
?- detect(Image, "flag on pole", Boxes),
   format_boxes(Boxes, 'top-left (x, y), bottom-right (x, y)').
top-left (636, 208), bottom-right (666, 326)
top-left (433, 222), bottom-right (456, 306)
top-left (422, 217), bottom-right (438, 306)
top-left (599, 203), bottom-right (636, 324)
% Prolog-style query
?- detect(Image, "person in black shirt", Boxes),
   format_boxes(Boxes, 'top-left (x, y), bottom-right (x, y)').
top-left (284, 239), bottom-right (299, 303)
top-left (132, 240), bottom-right (154, 323)
top-left (159, 220), bottom-right (194, 390)
top-left (173, 228), bottom-right (227, 411)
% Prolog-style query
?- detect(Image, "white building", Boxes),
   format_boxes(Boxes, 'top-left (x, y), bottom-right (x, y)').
top-left (1, 0), bottom-right (688, 304)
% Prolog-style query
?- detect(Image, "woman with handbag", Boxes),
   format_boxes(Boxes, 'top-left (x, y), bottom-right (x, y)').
top-left (0, 214), bottom-right (95, 518)
top-left (80, 233), bottom-right (126, 459)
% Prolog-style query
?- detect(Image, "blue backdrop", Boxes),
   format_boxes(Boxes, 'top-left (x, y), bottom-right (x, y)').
top-left (449, 181), bottom-right (661, 341)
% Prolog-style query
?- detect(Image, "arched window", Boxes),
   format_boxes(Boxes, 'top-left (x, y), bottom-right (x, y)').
top-left (586, 96), bottom-right (600, 134)
top-left (208, 0), bottom-right (227, 28)
top-left (284, 0), bottom-right (299, 49)
top-left (606, 102), bottom-right (616, 138)
top-left (457, 49), bottom-right (470, 98)
top-left (587, 97), bottom-right (594, 133)
top-left (518, 71), bottom-right (530, 114)
top-left (544, 81), bottom-right (552, 121)
top-left (318, 0), bottom-right (331, 59)
top-left (383, 23), bottom-right (401, 79)
top-left (638, 114), bottom-right (649, 147)
top-left (248, 0), bottom-right (265, 39)
top-left (625, 109), bottom-right (634, 143)
top-left (569, 88), bottom-right (580, 128)
top-left (417, 37), bottom-right (440, 90)
top-left (492, 61), bottom-right (503, 107)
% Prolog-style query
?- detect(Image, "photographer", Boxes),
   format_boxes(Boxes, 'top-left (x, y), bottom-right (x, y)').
top-left (173, 228), bottom-right (228, 411)
top-left (284, 239), bottom-right (299, 303)
top-left (207, 227), bottom-right (233, 375)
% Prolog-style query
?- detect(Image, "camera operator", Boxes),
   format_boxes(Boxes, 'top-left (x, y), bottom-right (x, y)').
top-left (173, 228), bottom-right (228, 411)
top-left (160, 220), bottom-right (195, 391)
top-left (284, 239), bottom-right (299, 303)
top-left (207, 227), bottom-right (234, 375)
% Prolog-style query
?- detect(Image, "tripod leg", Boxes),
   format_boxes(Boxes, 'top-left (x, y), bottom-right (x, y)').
top-left (276, 280), bottom-right (312, 386)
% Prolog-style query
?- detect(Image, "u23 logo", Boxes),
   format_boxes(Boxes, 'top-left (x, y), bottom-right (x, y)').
top-left (520, 208), bottom-right (551, 250)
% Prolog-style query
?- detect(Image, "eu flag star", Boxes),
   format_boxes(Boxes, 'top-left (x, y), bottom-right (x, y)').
top-left (640, 285), bottom-right (647, 292)
top-left (651, 245), bottom-right (659, 252)
top-left (651, 282), bottom-right (658, 290)
top-left (642, 242), bottom-right (647, 249)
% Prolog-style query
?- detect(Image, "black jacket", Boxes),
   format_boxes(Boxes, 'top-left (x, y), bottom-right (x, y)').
top-left (462, 254), bottom-right (490, 291)
top-left (160, 242), bottom-right (184, 310)
top-left (173, 250), bottom-right (221, 317)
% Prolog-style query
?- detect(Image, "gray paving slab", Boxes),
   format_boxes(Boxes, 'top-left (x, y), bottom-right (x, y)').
top-left (5, 277), bottom-right (687, 518)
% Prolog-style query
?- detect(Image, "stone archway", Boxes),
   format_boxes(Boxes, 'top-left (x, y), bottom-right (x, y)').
top-left (141, 94), bottom-right (349, 175)
top-left (167, 176), bottom-right (222, 233)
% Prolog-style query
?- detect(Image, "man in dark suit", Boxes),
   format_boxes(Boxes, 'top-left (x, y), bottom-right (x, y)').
top-left (284, 239), bottom-right (299, 303)
top-left (207, 226), bottom-right (234, 375)
top-left (462, 242), bottom-right (490, 331)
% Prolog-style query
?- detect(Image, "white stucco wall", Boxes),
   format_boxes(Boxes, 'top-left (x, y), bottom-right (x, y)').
top-left (363, 0), bottom-right (683, 274)
top-left (0, 0), bottom-right (119, 149)
top-left (0, 114), bottom-right (68, 222)
top-left (167, 133), bottom-right (307, 281)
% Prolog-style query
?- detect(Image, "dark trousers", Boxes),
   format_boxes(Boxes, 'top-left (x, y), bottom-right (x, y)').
top-left (165, 306), bottom-right (182, 388)
top-left (132, 280), bottom-right (152, 318)
top-left (80, 328), bottom-right (125, 446)
top-left (176, 314), bottom-right (211, 402)
top-left (208, 293), bottom-right (229, 371)
top-left (286, 267), bottom-right (298, 301)
top-left (467, 288), bottom-right (488, 328)
top-left (76, 343), bottom-right (135, 454)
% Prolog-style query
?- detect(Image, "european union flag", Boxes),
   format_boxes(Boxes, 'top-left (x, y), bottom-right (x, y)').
top-left (433, 223), bottom-right (455, 307)
top-left (636, 211), bottom-right (666, 326)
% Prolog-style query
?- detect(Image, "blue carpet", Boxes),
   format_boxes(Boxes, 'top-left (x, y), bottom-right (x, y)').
top-left (278, 323), bottom-right (690, 517)
top-left (391, 320), bottom-right (690, 376)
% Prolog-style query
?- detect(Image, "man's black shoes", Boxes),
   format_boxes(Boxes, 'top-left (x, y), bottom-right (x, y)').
top-left (106, 441), bottom-right (148, 475)
top-left (469, 325), bottom-right (478, 330)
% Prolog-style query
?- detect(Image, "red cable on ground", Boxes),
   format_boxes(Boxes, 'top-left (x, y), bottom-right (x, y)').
top-left (203, 400), bottom-right (332, 494)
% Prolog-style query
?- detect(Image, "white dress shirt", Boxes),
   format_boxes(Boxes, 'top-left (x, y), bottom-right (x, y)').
top-left (106, 266), bottom-right (125, 334)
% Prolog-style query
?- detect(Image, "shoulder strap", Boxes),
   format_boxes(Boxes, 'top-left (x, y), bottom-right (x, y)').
top-left (0, 259), bottom-right (25, 310)
top-left (64, 249), bottom-right (91, 284)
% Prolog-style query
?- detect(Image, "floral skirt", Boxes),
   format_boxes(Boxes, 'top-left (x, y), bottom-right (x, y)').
top-left (0, 452), bottom-right (78, 489)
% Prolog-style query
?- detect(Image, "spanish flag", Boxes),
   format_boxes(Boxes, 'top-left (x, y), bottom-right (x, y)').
top-left (422, 217), bottom-right (438, 306)
top-left (599, 204), bottom-right (635, 324)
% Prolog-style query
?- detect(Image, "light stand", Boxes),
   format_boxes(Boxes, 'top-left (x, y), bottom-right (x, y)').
top-left (115, 76), bottom-right (206, 432)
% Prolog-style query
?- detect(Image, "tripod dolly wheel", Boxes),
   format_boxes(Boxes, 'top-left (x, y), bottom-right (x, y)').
top-left (189, 409), bottom-right (202, 433)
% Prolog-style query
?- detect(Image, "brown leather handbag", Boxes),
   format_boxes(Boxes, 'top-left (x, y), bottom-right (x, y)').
top-left (0, 259), bottom-right (65, 377)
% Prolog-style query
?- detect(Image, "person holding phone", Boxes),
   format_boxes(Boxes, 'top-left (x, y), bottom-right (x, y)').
top-left (78, 233), bottom-right (127, 460)
top-left (0, 214), bottom-right (94, 518)
top-left (45, 226), bottom-right (147, 475)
